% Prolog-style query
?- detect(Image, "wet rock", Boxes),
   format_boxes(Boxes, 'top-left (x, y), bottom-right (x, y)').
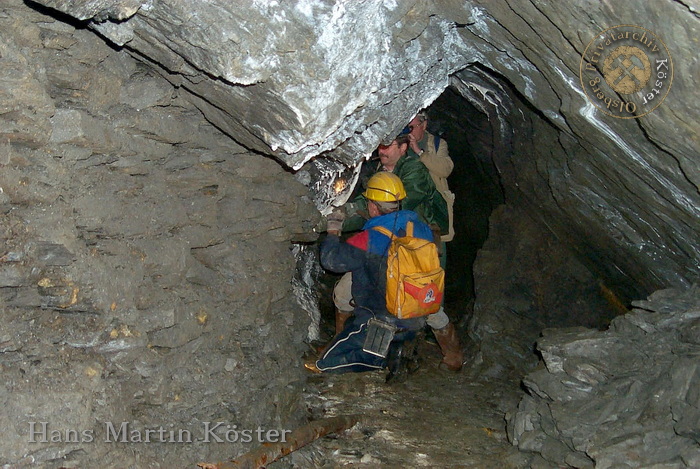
top-left (119, 70), bottom-right (173, 109)
top-left (29, 242), bottom-right (74, 266)
top-left (507, 285), bottom-right (700, 467)
top-left (185, 256), bottom-right (221, 286)
top-left (0, 14), bottom-right (56, 148)
top-left (147, 319), bottom-right (203, 349)
top-left (49, 109), bottom-right (89, 144)
top-left (0, 188), bottom-right (10, 205)
top-left (0, 264), bottom-right (26, 287)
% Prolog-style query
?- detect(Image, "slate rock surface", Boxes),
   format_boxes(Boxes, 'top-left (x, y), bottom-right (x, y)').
top-left (0, 4), bottom-right (318, 467)
top-left (507, 285), bottom-right (700, 468)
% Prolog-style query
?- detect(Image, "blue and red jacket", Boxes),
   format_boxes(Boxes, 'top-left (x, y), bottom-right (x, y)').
top-left (320, 210), bottom-right (433, 329)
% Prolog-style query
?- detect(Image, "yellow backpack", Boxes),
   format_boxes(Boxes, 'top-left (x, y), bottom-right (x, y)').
top-left (372, 222), bottom-right (445, 319)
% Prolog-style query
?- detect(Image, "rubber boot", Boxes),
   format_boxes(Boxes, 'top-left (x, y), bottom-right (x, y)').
top-left (404, 336), bottom-right (421, 375)
top-left (433, 322), bottom-right (463, 372)
top-left (335, 308), bottom-right (353, 335)
top-left (385, 341), bottom-right (408, 384)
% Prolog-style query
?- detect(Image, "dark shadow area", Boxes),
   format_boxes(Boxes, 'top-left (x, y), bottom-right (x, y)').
top-left (426, 88), bottom-right (505, 316)
top-left (25, 0), bottom-right (90, 28)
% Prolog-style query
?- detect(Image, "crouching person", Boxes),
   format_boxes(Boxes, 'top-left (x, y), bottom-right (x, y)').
top-left (314, 172), bottom-right (434, 381)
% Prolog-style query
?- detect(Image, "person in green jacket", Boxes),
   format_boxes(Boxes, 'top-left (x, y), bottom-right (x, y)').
top-left (343, 132), bottom-right (449, 235)
top-left (331, 132), bottom-right (462, 372)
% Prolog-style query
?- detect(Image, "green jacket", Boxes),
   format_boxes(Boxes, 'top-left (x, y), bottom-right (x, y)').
top-left (344, 155), bottom-right (448, 233)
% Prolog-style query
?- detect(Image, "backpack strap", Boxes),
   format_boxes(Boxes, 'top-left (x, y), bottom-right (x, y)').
top-left (434, 135), bottom-right (440, 152)
top-left (405, 221), bottom-right (414, 237)
top-left (373, 222), bottom-right (413, 239)
top-left (372, 225), bottom-right (394, 239)
top-left (371, 225), bottom-right (396, 258)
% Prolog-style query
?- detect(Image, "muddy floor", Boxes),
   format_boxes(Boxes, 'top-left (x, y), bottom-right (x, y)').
top-left (287, 338), bottom-right (534, 468)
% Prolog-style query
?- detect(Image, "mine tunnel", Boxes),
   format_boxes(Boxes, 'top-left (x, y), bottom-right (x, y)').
top-left (1, 1), bottom-right (699, 468)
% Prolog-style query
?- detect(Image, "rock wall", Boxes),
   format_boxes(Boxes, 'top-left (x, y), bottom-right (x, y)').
top-left (3, 0), bottom-right (699, 465)
top-left (468, 205), bottom-right (624, 377)
top-left (446, 58), bottom-right (698, 301)
top-left (507, 285), bottom-right (700, 468)
top-left (0, 3), bottom-right (317, 467)
top-left (471, 205), bottom-right (700, 467)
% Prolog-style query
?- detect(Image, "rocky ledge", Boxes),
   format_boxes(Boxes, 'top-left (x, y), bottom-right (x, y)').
top-left (508, 285), bottom-right (700, 468)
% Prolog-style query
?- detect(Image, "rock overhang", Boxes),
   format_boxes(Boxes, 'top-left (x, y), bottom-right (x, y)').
top-left (32, 0), bottom-right (473, 171)
top-left (27, 0), bottom-right (700, 291)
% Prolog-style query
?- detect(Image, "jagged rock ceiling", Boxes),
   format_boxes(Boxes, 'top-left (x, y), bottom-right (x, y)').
top-left (33, 0), bottom-right (472, 169)
top-left (30, 0), bottom-right (699, 293)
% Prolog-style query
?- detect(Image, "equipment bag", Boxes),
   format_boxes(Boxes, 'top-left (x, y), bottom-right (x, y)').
top-left (362, 318), bottom-right (397, 358)
top-left (373, 222), bottom-right (445, 319)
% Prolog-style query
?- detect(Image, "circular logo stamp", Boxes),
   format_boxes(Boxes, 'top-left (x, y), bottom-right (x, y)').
top-left (580, 25), bottom-right (673, 118)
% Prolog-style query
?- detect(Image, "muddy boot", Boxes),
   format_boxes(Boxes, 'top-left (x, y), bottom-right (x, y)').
top-left (335, 308), bottom-right (353, 335)
top-left (433, 322), bottom-right (463, 372)
top-left (403, 336), bottom-right (421, 375)
top-left (385, 342), bottom-right (408, 384)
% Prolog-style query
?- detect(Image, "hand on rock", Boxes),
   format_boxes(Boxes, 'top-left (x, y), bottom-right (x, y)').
top-left (326, 206), bottom-right (346, 233)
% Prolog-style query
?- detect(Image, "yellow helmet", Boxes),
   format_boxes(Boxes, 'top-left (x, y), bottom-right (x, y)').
top-left (363, 172), bottom-right (407, 202)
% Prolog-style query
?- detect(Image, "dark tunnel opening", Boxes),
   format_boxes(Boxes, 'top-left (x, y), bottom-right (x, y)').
top-left (310, 84), bottom-right (508, 346)
top-left (424, 87), bottom-right (505, 314)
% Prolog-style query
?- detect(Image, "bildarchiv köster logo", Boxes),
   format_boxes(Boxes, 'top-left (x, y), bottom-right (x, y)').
top-left (580, 25), bottom-right (673, 118)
